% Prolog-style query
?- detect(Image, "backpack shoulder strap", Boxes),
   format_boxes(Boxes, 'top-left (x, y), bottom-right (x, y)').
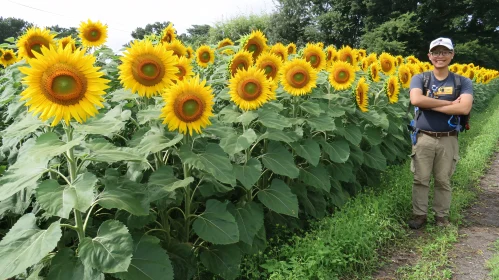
top-left (422, 71), bottom-right (431, 96)
top-left (452, 72), bottom-right (462, 97)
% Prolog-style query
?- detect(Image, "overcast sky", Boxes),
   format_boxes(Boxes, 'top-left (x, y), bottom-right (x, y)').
top-left (3, 0), bottom-right (276, 51)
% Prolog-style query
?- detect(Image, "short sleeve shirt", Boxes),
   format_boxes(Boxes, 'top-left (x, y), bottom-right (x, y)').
top-left (409, 72), bottom-right (473, 132)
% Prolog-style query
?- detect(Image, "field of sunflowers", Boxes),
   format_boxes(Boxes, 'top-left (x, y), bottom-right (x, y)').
top-left (0, 20), bottom-right (498, 280)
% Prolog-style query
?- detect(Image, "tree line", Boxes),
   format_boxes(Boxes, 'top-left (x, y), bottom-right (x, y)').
top-left (2, 0), bottom-right (498, 69)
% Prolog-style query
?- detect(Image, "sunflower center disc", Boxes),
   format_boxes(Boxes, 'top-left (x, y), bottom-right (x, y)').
top-left (264, 65), bottom-right (273, 75)
top-left (134, 57), bottom-right (164, 85)
top-left (389, 84), bottom-right (395, 96)
top-left (31, 44), bottom-right (42, 55)
top-left (338, 71), bottom-right (348, 82)
top-left (383, 62), bottom-right (391, 71)
top-left (237, 63), bottom-right (246, 70)
top-left (176, 66), bottom-right (186, 79)
top-left (201, 52), bottom-right (210, 63)
top-left (183, 99), bottom-right (200, 117)
top-left (141, 63), bottom-right (159, 78)
top-left (346, 56), bottom-right (352, 63)
top-left (309, 55), bottom-right (318, 65)
top-left (248, 44), bottom-right (258, 53)
top-left (52, 75), bottom-right (77, 95)
top-left (4, 53), bottom-right (12, 60)
top-left (294, 73), bottom-right (305, 82)
top-left (244, 82), bottom-right (258, 95)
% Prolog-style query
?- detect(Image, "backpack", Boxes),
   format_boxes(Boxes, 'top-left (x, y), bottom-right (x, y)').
top-left (406, 71), bottom-right (470, 133)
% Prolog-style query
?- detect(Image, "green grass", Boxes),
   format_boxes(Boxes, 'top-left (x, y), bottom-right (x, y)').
top-left (486, 240), bottom-right (499, 279)
top-left (245, 92), bottom-right (499, 280)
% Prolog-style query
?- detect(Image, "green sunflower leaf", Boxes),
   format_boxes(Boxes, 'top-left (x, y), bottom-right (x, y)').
top-left (299, 101), bottom-right (324, 116)
top-left (261, 141), bottom-right (299, 178)
top-left (299, 163), bottom-right (331, 192)
top-left (192, 200), bottom-right (239, 244)
top-left (78, 220), bottom-right (133, 273)
top-left (289, 139), bottom-right (321, 166)
top-left (227, 201), bottom-right (264, 245)
top-left (363, 145), bottom-right (387, 171)
top-left (0, 214), bottom-right (62, 279)
top-left (306, 114), bottom-right (335, 131)
top-left (200, 244), bottom-right (241, 280)
top-left (81, 138), bottom-right (146, 163)
top-left (257, 108), bottom-right (292, 130)
top-left (258, 128), bottom-right (300, 143)
top-left (219, 129), bottom-right (258, 155)
top-left (47, 248), bottom-right (104, 280)
top-left (336, 123), bottom-right (363, 145)
top-left (363, 126), bottom-right (383, 146)
top-left (257, 179), bottom-right (299, 217)
top-left (318, 138), bottom-right (350, 163)
top-left (234, 158), bottom-right (262, 190)
top-left (72, 106), bottom-right (130, 137)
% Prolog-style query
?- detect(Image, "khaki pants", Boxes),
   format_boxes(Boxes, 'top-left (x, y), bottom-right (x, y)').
top-left (410, 133), bottom-right (459, 217)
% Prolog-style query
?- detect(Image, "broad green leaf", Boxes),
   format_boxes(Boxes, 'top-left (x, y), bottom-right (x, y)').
top-left (318, 138), bottom-right (350, 163)
top-left (258, 128), bottom-right (300, 143)
top-left (363, 126), bottom-right (383, 146)
top-left (257, 109), bottom-right (292, 130)
top-left (0, 140), bottom-right (48, 201)
top-left (147, 166), bottom-right (193, 200)
top-left (228, 202), bottom-right (264, 245)
top-left (328, 162), bottom-right (355, 183)
top-left (306, 114), bottom-right (335, 131)
top-left (202, 121), bottom-right (235, 138)
top-left (78, 220), bottom-right (133, 273)
top-left (0, 214), bottom-right (62, 279)
top-left (289, 139), bottom-right (321, 166)
top-left (299, 164), bottom-right (331, 192)
top-left (137, 106), bottom-right (161, 124)
top-left (98, 182), bottom-right (149, 216)
top-left (219, 105), bottom-right (242, 123)
top-left (261, 141), bottom-right (299, 178)
top-left (115, 210), bottom-right (157, 229)
top-left (257, 179), bottom-right (298, 217)
top-left (299, 101), bottom-right (324, 116)
top-left (219, 129), bottom-right (258, 155)
top-left (0, 113), bottom-right (43, 148)
top-left (200, 245), bottom-right (241, 280)
top-left (178, 144), bottom-right (236, 185)
top-left (348, 144), bottom-right (364, 165)
top-left (337, 123), bottom-right (362, 145)
top-left (362, 110), bottom-right (390, 130)
top-left (72, 106), bottom-right (130, 137)
top-left (115, 234), bottom-right (174, 280)
top-left (236, 110), bottom-right (258, 126)
top-left (36, 173), bottom-right (97, 218)
top-left (168, 242), bottom-right (197, 280)
top-left (192, 199), bottom-right (239, 244)
top-left (234, 158), bottom-right (262, 190)
top-left (290, 183), bottom-right (326, 219)
top-left (138, 130), bottom-right (184, 154)
top-left (31, 132), bottom-right (83, 160)
top-left (47, 248), bottom-right (104, 280)
top-left (327, 105), bottom-right (346, 117)
top-left (238, 225), bottom-right (267, 255)
top-left (110, 88), bottom-right (138, 102)
top-left (363, 145), bottom-right (387, 171)
top-left (199, 176), bottom-right (234, 197)
top-left (82, 138), bottom-right (145, 162)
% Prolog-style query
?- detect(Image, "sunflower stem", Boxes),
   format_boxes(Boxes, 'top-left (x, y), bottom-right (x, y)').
top-left (65, 126), bottom-right (85, 241)
top-left (183, 134), bottom-right (192, 243)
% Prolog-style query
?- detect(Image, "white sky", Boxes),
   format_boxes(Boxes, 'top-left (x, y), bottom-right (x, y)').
top-left (2, 0), bottom-right (276, 52)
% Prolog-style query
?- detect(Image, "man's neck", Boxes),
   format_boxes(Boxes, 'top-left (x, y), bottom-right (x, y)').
top-left (432, 67), bottom-right (450, 80)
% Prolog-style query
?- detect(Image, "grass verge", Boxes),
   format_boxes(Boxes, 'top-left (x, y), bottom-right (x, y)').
top-left (245, 93), bottom-right (499, 280)
top-left (486, 240), bottom-right (499, 279)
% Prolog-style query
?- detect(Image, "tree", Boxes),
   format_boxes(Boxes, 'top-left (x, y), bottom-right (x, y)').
top-left (179, 24), bottom-right (211, 47)
top-left (131, 21), bottom-right (171, 40)
top-left (46, 25), bottom-right (78, 39)
top-left (0, 17), bottom-right (32, 44)
top-left (208, 14), bottom-right (271, 45)
top-left (267, 0), bottom-right (314, 46)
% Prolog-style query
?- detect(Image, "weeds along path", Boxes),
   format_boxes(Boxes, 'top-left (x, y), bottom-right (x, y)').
top-left (450, 151), bottom-right (499, 280)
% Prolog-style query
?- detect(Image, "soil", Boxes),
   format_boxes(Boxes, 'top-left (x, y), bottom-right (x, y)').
top-left (373, 151), bottom-right (499, 280)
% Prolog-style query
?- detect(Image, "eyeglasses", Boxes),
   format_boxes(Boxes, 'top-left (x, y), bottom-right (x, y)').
top-left (430, 51), bottom-right (453, 57)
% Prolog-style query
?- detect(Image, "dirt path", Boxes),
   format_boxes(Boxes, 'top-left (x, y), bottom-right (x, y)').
top-left (449, 151), bottom-right (499, 280)
top-left (373, 151), bottom-right (499, 280)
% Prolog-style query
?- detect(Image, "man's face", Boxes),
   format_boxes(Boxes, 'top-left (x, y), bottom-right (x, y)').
top-left (428, 46), bottom-right (454, 69)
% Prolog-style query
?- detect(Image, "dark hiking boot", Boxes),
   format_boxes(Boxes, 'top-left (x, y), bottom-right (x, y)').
top-left (408, 214), bottom-right (427, 229)
top-left (435, 216), bottom-right (450, 227)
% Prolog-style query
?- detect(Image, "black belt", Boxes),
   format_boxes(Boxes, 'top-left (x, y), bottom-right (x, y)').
top-left (419, 130), bottom-right (458, 137)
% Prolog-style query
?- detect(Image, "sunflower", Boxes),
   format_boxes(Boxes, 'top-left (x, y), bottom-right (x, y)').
top-left (369, 63), bottom-right (380, 82)
top-left (78, 19), bottom-right (108, 48)
top-left (325, 45), bottom-right (337, 65)
top-left (461, 64), bottom-right (469, 74)
top-left (163, 39), bottom-right (187, 58)
top-left (378, 52), bottom-right (396, 75)
top-left (395, 55), bottom-right (404, 67)
top-left (465, 69), bottom-right (475, 80)
top-left (195, 45), bottom-right (215, 68)
top-left (405, 55), bottom-right (420, 65)
top-left (57, 36), bottom-right (76, 52)
top-left (186, 46), bottom-right (194, 59)
top-left (270, 43), bottom-right (288, 61)
top-left (337, 45), bottom-right (357, 67)
top-left (1, 49), bottom-right (17, 67)
top-left (17, 27), bottom-right (55, 61)
top-left (366, 53), bottom-right (377, 66)
top-left (398, 64), bottom-right (412, 88)
top-left (353, 77), bottom-right (369, 112)
top-left (449, 63), bottom-right (460, 73)
top-left (302, 43), bottom-right (326, 71)
top-left (160, 23), bottom-right (176, 44)
top-left (328, 60), bottom-right (356, 91)
top-left (357, 49), bottom-right (367, 60)
top-left (174, 56), bottom-right (194, 82)
top-left (242, 30), bottom-right (268, 60)
top-left (361, 58), bottom-right (370, 72)
top-left (228, 50), bottom-right (253, 77)
top-left (386, 75), bottom-right (400, 104)
top-left (256, 52), bottom-right (283, 80)
top-left (317, 42), bottom-right (324, 49)
top-left (279, 58), bottom-right (318, 96)
top-left (118, 40), bottom-right (178, 98)
top-left (287, 43), bottom-right (297, 55)
top-left (228, 66), bottom-right (274, 111)
top-left (217, 38), bottom-right (234, 49)
top-left (160, 76), bottom-right (214, 136)
top-left (19, 45), bottom-right (109, 126)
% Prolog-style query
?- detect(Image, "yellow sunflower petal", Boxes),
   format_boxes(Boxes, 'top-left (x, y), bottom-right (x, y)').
top-left (228, 66), bottom-right (274, 111)
top-left (78, 19), bottom-right (108, 48)
top-left (279, 58), bottom-right (318, 96)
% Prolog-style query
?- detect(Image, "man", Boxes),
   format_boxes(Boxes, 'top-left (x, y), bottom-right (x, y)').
top-left (407, 37), bottom-right (473, 229)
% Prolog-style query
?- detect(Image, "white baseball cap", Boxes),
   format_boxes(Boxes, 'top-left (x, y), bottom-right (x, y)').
top-left (429, 37), bottom-right (454, 51)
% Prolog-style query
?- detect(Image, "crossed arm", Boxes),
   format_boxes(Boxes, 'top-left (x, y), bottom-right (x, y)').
top-left (410, 88), bottom-right (473, 115)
